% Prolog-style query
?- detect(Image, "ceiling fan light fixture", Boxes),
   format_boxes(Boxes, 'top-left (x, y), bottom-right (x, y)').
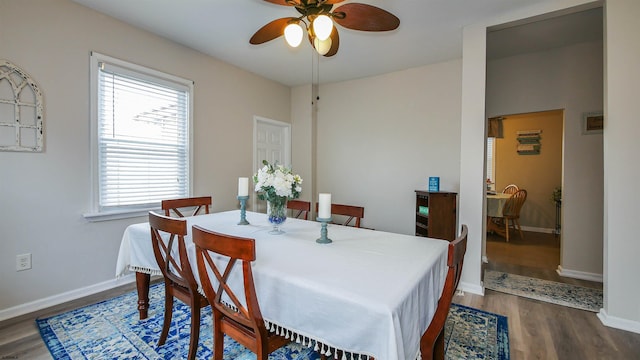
top-left (313, 36), bottom-right (332, 56)
top-left (250, 1), bottom-right (400, 57)
top-left (313, 15), bottom-right (333, 41)
top-left (284, 22), bottom-right (304, 47)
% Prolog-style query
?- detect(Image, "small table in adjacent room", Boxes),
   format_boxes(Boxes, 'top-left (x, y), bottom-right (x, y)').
top-left (486, 193), bottom-right (511, 237)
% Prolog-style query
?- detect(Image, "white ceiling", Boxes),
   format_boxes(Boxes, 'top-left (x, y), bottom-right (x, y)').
top-left (71, 0), bottom-right (603, 87)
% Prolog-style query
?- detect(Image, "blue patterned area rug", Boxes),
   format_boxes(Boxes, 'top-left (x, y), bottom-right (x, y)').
top-left (484, 270), bottom-right (603, 312)
top-left (37, 283), bottom-right (509, 360)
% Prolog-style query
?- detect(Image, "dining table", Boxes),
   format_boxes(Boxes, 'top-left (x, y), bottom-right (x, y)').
top-left (486, 193), bottom-right (511, 236)
top-left (115, 210), bottom-right (449, 360)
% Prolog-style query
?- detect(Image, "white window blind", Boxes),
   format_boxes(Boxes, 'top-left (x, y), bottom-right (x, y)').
top-left (94, 56), bottom-right (191, 212)
top-left (486, 137), bottom-right (495, 183)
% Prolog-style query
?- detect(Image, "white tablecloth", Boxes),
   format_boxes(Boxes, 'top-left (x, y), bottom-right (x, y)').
top-left (487, 193), bottom-right (512, 217)
top-left (115, 210), bottom-right (449, 360)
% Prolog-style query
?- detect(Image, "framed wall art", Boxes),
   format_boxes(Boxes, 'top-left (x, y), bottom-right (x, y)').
top-left (582, 111), bottom-right (603, 135)
top-left (0, 59), bottom-right (44, 152)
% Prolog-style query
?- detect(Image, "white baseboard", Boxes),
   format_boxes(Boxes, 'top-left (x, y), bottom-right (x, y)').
top-left (598, 309), bottom-right (640, 334)
top-left (556, 265), bottom-right (603, 283)
top-left (521, 225), bottom-right (556, 234)
top-left (0, 274), bottom-right (136, 322)
top-left (458, 280), bottom-right (484, 296)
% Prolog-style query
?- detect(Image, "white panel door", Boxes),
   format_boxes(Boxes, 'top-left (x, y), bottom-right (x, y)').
top-left (256, 122), bottom-right (285, 167)
top-left (253, 116), bottom-right (291, 211)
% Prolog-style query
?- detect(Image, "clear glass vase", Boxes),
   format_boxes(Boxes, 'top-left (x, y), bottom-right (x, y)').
top-left (267, 199), bottom-right (287, 234)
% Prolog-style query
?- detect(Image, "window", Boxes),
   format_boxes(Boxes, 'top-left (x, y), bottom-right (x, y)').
top-left (85, 52), bottom-right (193, 220)
top-left (486, 137), bottom-right (496, 184)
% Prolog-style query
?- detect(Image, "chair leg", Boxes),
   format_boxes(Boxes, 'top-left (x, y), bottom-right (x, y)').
top-left (515, 219), bottom-right (524, 239)
top-left (213, 315), bottom-right (224, 360)
top-left (504, 220), bottom-right (510, 242)
top-left (434, 329), bottom-right (445, 360)
top-left (420, 329), bottom-right (442, 360)
top-left (257, 347), bottom-right (268, 360)
top-left (187, 304), bottom-right (201, 360)
top-left (158, 284), bottom-right (174, 346)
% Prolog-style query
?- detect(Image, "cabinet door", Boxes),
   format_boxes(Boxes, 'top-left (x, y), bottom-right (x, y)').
top-left (427, 193), bottom-right (456, 241)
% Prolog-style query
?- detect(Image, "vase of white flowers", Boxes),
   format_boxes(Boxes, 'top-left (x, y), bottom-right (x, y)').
top-left (253, 160), bottom-right (303, 234)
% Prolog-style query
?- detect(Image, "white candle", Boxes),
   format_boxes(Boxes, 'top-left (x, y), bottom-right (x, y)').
top-left (318, 193), bottom-right (331, 219)
top-left (238, 177), bottom-right (249, 197)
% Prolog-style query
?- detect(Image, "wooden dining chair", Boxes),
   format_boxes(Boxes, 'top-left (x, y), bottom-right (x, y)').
top-left (192, 226), bottom-right (290, 360)
top-left (420, 224), bottom-right (468, 360)
top-left (502, 189), bottom-right (527, 242)
top-left (161, 196), bottom-right (212, 217)
top-left (287, 199), bottom-right (311, 220)
top-left (149, 211), bottom-right (208, 360)
top-left (502, 184), bottom-right (519, 195)
top-left (331, 203), bottom-right (365, 228)
top-left (315, 202), bottom-right (365, 228)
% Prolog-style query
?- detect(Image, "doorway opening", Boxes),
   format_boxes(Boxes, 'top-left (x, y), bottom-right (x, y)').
top-left (483, 5), bottom-right (604, 298)
top-left (485, 110), bottom-right (564, 282)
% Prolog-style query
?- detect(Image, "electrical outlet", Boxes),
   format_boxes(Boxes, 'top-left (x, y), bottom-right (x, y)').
top-left (16, 253), bottom-right (32, 271)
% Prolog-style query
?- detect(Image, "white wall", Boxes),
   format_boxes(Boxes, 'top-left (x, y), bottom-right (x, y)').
top-left (487, 41), bottom-right (604, 278)
top-left (459, 23), bottom-right (489, 294)
top-left (0, 0), bottom-right (290, 315)
top-left (598, 0), bottom-right (640, 333)
top-left (314, 60), bottom-right (462, 234)
top-left (291, 85), bottom-right (314, 204)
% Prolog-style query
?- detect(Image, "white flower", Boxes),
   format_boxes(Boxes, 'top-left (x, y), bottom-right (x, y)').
top-left (253, 160), bottom-right (303, 202)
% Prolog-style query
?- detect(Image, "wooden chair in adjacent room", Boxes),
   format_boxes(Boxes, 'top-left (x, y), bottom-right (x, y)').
top-left (193, 226), bottom-right (290, 360)
top-left (161, 196), bottom-right (212, 217)
top-left (502, 184), bottom-right (519, 195)
top-left (315, 203), bottom-right (365, 228)
top-left (149, 211), bottom-right (208, 360)
top-left (287, 199), bottom-right (311, 220)
top-left (420, 224), bottom-right (468, 360)
top-left (501, 189), bottom-right (527, 242)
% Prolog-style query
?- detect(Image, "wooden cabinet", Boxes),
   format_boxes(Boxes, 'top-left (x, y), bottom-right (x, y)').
top-left (415, 191), bottom-right (457, 241)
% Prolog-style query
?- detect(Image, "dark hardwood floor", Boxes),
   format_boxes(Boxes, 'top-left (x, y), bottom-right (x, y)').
top-left (0, 280), bottom-right (142, 360)
top-left (458, 230), bottom-right (640, 359)
top-left (484, 230), bottom-right (602, 288)
top-left (454, 288), bottom-right (640, 359)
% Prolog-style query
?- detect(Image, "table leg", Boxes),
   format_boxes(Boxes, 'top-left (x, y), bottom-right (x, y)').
top-left (136, 272), bottom-right (150, 320)
top-left (486, 216), bottom-right (506, 238)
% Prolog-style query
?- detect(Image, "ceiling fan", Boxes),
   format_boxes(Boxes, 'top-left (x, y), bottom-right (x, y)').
top-left (250, 0), bottom-right (400, 57)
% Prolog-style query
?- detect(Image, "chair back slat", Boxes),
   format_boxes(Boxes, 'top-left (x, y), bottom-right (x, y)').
top-left (149, 212), bottom-right (197, 293)
top-left (162, 196), bottom-right (212, 217)
top-left (193, 226), bottom-right (263, 333)
top-left (502, 184), bottom-right (519, 195)
top-left (287, 200), bottom-right (311, 220)
top-left (315, 202), bottom-right (365, 228)
top-left (502, 189), bottom-right (527, 218)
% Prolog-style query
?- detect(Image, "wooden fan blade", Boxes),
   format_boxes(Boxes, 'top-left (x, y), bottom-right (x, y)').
top-left (333, 3), bottom-right (400, 31)
top-left (322, 0), bottom-right (346, 4)
top-left (263, 0), bottom-right (301, 6)
top-left (250, 17), bottom-right (297, 44)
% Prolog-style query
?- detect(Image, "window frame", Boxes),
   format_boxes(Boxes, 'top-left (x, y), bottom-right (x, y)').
top-left (84, 52), bottom-right (194, 221)
top-left (486, 137), bottom-right (496, 186)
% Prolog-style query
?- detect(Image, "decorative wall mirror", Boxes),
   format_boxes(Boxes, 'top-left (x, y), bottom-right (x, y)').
top-left (0, 60), bottom-right (44, 152)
